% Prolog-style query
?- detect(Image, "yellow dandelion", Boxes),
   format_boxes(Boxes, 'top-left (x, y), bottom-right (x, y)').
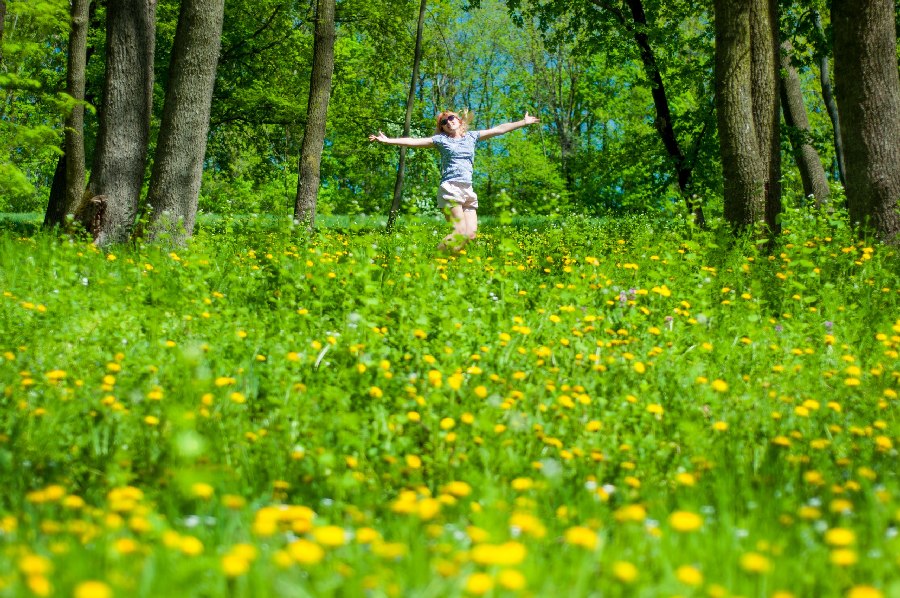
top-left (19, 554), bottom-right (52, 576)
top-left (221, 554), bottom-right (250, 577)
top-left (465, 572), bottom-right (494, 595)
top-left (711, 379), bottom-right (729, 393)
top-left (830, 549), bottom-right (858, 566)
top-left (191, 483), bottom-right (214, 500)
top-left (669, 510), bottom-right (703, 532)
top-left (739, 552), bottom-right (771, 574)
top-left (675, 472), bottom-right (696, 486)
top-left (847, 586), bottom-right (883, 598)
top-left (498, 568), bottom-right (526, 590)
top-left (288, 539), bottom-right (324, 565)
top-left (470, 541), bottom-right (527, 566)
top-left (564, 526), bottom-right (598, 549)
top-left (415, 498), bottom-right (441, 520)
top-left (611, 560), bottom-right (638, 583)
top-left (444, 481), bottom-right (472, 497)
top-left (511, 477), bottom-right (534, 491)
top-left (824, 527), bottom-right (855, 547)
top-left (179, 536), bottom-right (204, 556)
top-left (74, 581), bottom-right (113, 598)
top-left (613, 504), bottom-right (647, 523)
top-left (27, 576), bottom-right (52, 597)
top-left (676, 565), bottom-right (703, 586)
top-left (313, 525), bottom-right (346, 547)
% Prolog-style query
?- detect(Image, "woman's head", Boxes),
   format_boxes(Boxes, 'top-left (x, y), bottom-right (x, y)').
top-left (435, 110), bottom-right (470, 135)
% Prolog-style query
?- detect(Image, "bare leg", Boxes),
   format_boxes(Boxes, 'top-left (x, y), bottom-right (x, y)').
top-left (438, 205), bottom-right (469, 252)
top-left (463, 209), bottom-right (477, 242)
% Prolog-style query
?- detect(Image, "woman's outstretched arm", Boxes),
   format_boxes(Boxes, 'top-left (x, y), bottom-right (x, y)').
top-left (368, 131), bottom-right (434, 148)
top-left (476, 112), bottom-right (540, 140)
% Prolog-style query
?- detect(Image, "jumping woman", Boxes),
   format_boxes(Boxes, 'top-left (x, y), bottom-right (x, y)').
top-left (369, 110), bottom-right (540, 251)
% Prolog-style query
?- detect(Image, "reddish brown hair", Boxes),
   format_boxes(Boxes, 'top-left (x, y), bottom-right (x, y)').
top-left (435, 110), bottom-right (471, 135)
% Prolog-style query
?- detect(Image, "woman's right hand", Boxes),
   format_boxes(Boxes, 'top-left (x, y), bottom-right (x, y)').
top-left (368, 131), bottom-right (389, 143)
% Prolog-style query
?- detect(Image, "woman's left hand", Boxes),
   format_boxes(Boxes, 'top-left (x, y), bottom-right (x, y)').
top-left (524, 112), bottom-right (540, 125)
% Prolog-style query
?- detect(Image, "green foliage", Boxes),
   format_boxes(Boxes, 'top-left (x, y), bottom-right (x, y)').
top-left (0, 0), bottom-right (69, 212)
top-left (1, 211), bottom-right (899, 595)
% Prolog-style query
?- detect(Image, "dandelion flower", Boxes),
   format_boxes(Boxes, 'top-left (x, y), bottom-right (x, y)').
top-left (824, 528), bottom-right (855, 547)
top-left (611, 560), bottom-right (638, 583)
top-left (288, 539), bottom-right (324, 565)
top-left (669, 511), bottom-right (703, 532)
top-left (498, 568), bottom-right (526, 590)
top-left (465, 572), bottom-right (494, 595)
top-left (564, 526), bottom-right (598, 549)
top-left (313, 525), bottom-right (346, 547)
top-left (74, 581), bottom-right (113, 598)
top-left (221, 554), bottom-right (250, 577)
top-left (739, 552), bottom-right (771, 574)
top-left (676, 565), bottom-right (703, 586)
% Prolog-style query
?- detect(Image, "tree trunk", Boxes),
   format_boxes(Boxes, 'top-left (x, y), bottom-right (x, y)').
top-left (0, 0), bottom-right (7, 57)
top-left (750, 0), bottom-right (781, 236)
top-left (84, 0), bottom-right (156, 245)
top-left (146, 0), bottom-right (224, 243)
top-left (815, 12), bottom-right (846, 187)
top-left (714, 0), bottom-right (766, 228)
top-left (43, 155), bottom-right (67, 228)
top-left (833, 0), bottom-right (900, 243)
top-left (780, 41), bottom-right (830, 206)
top-left (387, 0), bottom-right (427, 232)
top-left (293, 0), bottom-right (336, 228)
top-left (65, 0), bottom-right (90, 223)
top-left (620, 0), bottom-right (706, 226)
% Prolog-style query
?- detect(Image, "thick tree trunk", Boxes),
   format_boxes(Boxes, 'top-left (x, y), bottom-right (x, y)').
top-left (84, 0), bottom-right (156, 245)
top-left (64, 0), bottom-right (90, 223)
top-left (146, 0), bottom-right (224, 243)
top-left (780, 41), bottom-right (830, 206)
top-left (387, 0), bottom-right (427, 232)
top-left (293, 0), bottom-right (336, 228)
top-left (750, 0), bottom-right (781, 235)
top-left (621, 0), bottom-right (706, 226)
top-left (714, 0), bottom-right (766, 228)
top-left (833, 0), bottom-right (900, 242)
top-left (815, 13), bottom-right (846, 186)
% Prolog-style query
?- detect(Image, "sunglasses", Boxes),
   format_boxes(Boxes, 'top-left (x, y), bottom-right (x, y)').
top-left (440, 115), bottom-right (458, 126)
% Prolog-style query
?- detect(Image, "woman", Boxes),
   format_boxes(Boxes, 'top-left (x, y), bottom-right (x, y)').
top-left (369, 110), bottom-right (540, 251)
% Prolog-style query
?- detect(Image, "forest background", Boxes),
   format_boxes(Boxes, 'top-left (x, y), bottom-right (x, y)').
top-left (4, 0), bottom-right (898, 232)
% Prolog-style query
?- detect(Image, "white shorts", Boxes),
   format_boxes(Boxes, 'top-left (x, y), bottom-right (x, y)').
top-left (437, 181), bottom-right (478, 212)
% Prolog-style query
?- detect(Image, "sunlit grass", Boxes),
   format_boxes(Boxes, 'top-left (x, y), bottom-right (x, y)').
top-left (1, 209), bottom-right (898, 597)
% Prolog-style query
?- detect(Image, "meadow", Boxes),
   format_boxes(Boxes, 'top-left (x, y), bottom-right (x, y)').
top-left (1, 209), bottom-right (898, 597)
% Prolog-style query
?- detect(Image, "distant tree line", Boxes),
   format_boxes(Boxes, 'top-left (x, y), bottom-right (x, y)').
top-left (1, 0), bottom-right (899, 243)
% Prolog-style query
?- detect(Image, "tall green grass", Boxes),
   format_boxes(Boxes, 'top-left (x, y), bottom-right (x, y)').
top-left (0, 208), bottom-right (898, 597)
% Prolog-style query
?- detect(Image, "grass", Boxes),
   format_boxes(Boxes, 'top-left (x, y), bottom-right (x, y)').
top-left (1, 208), bottom-right (898, 597)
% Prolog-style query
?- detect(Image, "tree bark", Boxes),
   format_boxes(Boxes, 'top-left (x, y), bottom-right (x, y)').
top-left (780, 41), bottom-right (830, 207)
top-left (619, 0), bottom-right (706, 226)
top-left (44, 155), bottom-right (67, 228)
top-left (750, 0), bottom-right (781, 236)
top-left (387, 0), bottom-right (427, 232)
top-left (833, 0), bottom-right (900, 243)
top-left (815, 12), bottom-right (846, 187)
top-left (64, 0), bottom-right (90, 223)
top-left (84, 0), bottom-right (156, 245)
top-left (714, 0), bottom-right (766, 228)
top-left (293, 0), bottom-right (336, 228)
top-left (0, 0), bottom-right (7, 58)
top-left (146, 0), bottom-right (225, 243)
